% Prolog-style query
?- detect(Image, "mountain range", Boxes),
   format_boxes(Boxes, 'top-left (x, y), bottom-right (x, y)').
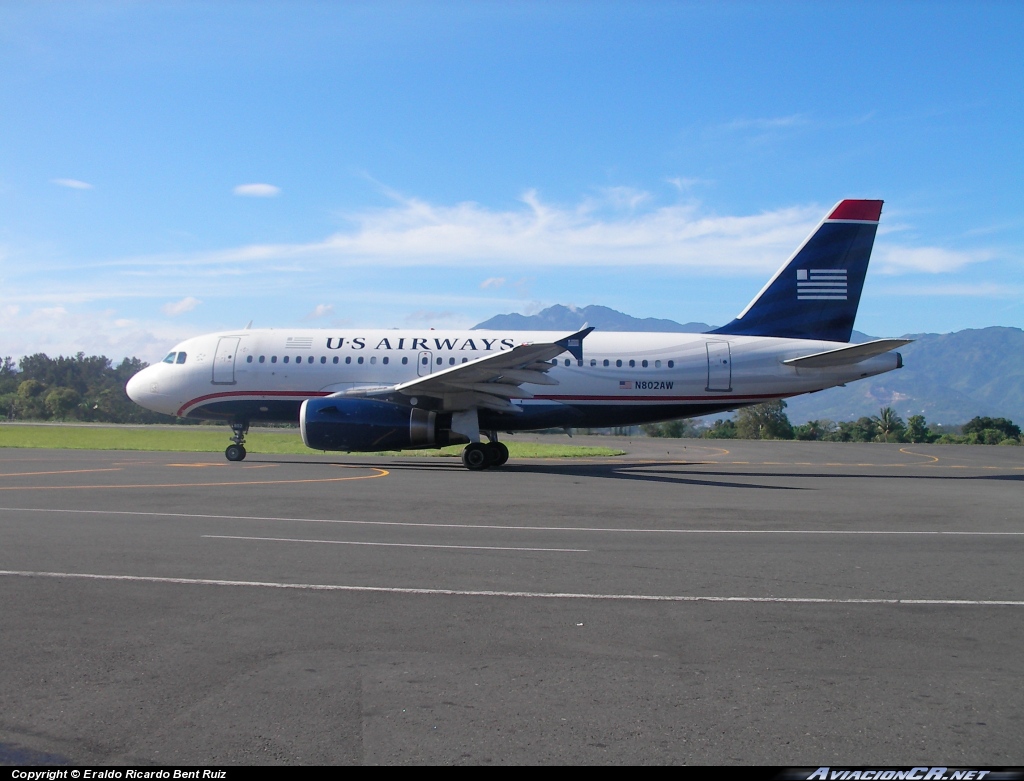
top-left (473, 306), bottom-right (1024, 425)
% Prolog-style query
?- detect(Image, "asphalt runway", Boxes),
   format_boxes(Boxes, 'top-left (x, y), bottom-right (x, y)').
top-left (1, 437), bottom-right (1022, 765)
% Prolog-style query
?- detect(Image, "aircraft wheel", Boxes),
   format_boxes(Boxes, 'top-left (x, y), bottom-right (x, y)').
top-left (461, 443), bottom-right (490, 471)
top-left (225, 444), bottom-right (247, 462)
top-left (489, 441), bottom-right (509, 466)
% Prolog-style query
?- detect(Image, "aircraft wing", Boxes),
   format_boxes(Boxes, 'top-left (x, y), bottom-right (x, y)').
top-left (782, 338), bottom-right (912, 369)
top-left (339, 326), bottom-right (594, 413)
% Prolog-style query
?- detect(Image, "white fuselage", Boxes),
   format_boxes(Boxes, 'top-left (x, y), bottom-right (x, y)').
top-left (126, 328), bottom-right (901, 428)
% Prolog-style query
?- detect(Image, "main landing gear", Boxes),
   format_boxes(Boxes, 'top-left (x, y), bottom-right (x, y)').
top-left (225, 420), bottom-right (249, 461)
top-left (460, 440), bottom-right (509, 471)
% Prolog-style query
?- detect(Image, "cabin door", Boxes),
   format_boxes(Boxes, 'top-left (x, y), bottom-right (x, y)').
top-left (213, 337), bottom-right (240, 384)
top-left (706, 340), bottom-right (732, 392)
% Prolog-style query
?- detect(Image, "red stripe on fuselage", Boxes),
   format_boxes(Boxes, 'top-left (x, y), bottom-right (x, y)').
top-left (179, 389), bottom-right (798, 417)
top-left (177, 390), bottom-right (331, 417)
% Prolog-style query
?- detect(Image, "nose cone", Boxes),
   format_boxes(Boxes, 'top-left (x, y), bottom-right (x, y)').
top-left (125, 365), bottom-right (167, 412)
top-left (125, 368), bottom-right (150, 405)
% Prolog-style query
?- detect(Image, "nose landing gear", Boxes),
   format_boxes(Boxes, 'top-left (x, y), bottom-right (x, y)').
top-left (225, 420), bottom-right (249, 461)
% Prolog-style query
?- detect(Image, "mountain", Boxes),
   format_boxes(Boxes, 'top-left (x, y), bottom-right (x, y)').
top-left (473, 306), bottom-right (1024, 425)
top-left (474, 304), bottom-right (710, 333)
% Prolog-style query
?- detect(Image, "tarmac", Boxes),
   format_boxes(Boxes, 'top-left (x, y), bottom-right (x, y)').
top-left (1, 436), bottom-right (1022, 765)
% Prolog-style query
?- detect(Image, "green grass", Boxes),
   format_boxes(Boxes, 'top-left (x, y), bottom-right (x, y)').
top-left (0, 424), bottom-right (624, 459)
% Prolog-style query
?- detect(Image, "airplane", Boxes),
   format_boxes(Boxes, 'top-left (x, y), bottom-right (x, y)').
top-left (126, 198), bottom-right (910, 470)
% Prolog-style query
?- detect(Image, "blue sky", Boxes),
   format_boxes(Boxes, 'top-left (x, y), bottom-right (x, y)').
top-left (1, 1), bottom-right (1021, 363)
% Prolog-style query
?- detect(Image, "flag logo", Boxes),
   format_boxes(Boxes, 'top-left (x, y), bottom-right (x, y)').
top-left (619, 380), bottom-right (634, 390)
top-left (797, 268), bottom-right (847, 300)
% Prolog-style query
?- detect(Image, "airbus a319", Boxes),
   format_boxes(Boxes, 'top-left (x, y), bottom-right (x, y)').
top-left (126, 199), bottom-right (908, 470)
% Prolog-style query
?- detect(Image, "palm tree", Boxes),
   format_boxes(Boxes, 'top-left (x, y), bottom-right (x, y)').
top-left (873, 406), bottom-right (904, 443)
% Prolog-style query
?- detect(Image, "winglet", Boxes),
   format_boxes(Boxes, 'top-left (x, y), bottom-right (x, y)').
top-left (555, 326), bottom-right (595, 361)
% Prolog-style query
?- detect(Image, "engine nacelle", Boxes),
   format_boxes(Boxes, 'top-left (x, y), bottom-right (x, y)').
top-left (300, 397), bottom-right (447, 452)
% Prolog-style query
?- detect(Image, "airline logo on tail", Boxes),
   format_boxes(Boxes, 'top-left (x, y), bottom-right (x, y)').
top-left (797, 268), bottom-right (848, 300)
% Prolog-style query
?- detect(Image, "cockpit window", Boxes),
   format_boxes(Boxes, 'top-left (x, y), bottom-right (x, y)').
top-left (163, 352), bottom-right (176, 364)
top-left (175, 352), bottom-right (187, 364)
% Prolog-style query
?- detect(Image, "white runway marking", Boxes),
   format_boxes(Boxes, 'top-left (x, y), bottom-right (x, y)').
top-left (2, 569), bottom-right (1022, 606)
top-left (1, 507), bottom-right (1022, 536)
top-left (202, 534), bottom-right (588, 553)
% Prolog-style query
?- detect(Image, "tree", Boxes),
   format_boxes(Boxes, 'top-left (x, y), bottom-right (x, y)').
top-left (828, 417), bottom-right (876, 442)
top-left (0, 357), bottom-right (18, 395)
top-left (702, 419), bottom-right (737, 439)
top-left (872, 407), bottom-right (905, 443)
top-left (735, 400), bottom-right (793, 440)
top-left (905, 415), bottom-right (933, 444)
top-left (642, 418), bottom-right (697, 438)
top-left (44, 387), bottom-right (81, 421)
top-left (962, 417), bottom-right (1020, 441)
top-left (793, 419), bottom-right (837, 441)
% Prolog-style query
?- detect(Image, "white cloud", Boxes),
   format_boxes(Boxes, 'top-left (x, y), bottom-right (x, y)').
top-left (45, 192), bottom-right (999, 287)
top-left (875, 246), bottom-right (995, 274)
top-left (305, 303), bottom-right (334, 320)
top-left (52, 178), bottom-right (93, 190)
top-left (878, 282), bottom-right (1022, 298)
top-left (161, 296), bottom-right (202, 316)
top-left (158, 191), bottom-right (818, 274)
top-left (666, 176), bottom-right (710, 192)
top-left (0, 305), bottom-right (185, 364)
top-left (718, 114), bottom-right (809, 132)
top-left (233, 183), bottom-right (281, 197)
top-left (404, 310), bottom-right (458, 325)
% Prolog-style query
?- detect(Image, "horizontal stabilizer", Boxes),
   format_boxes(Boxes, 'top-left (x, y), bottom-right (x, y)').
top-left (782, 338), bottom-right (912, 369)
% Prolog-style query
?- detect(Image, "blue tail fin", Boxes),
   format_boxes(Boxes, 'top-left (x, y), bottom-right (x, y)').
top-left (710, 199), bottom-right (882, 342)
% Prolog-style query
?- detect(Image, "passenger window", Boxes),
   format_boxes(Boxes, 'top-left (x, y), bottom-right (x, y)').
top-left (320, 356), bottom-right (326, 364)
top-left (642, 360), bottom-right (648, 368)
top-left (333, 356), bottom-right (339, 364)
top-left (345, 357), bottom-right (351, 364)
top-left (449, 357), bottom-right (455, 365)
top-left (564, 359), bottom-right (570, 366)
top-left (462, 358), bottom-right (468, 363)
top-left (668, 360), bottom-right (674, 368)
top-left (271, 356), bottom-right (277, 364)
top-left (654, 360), bottom-right (661, 368)
top-left (176, 352), bottom-right (187, 364)
top-left (402, 357), bottom-right (409, 365)
top-left (246, 355), bottom-right (253, 363)
top-left (383, 357), bottom-right (389, 365)
top-left (421, 357), bottom-right (428, 365)
top-left (436, 357), bottom-right (442, 365)
top-left (603, 359), bottom-right (609, 367)
top-left (629, 360), bottom-right (635, 368)
top-left (370, 357), bottom-right (377, 365)
top-left (616, 360), bottom-right (622, 367)
top-left (358, 357), bottom-right (364, 364)
top-left (590, 359), bottom-right (596, 367)
top-left (283, 356), bottom-right (289, 364)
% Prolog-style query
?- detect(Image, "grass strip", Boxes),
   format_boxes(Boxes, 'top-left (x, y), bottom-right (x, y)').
top-left (0, 424), bottom-right (624, 459)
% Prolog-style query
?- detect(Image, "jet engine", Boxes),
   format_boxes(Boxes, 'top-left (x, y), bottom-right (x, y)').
top-left (300, 397), bottom-right (456, 452)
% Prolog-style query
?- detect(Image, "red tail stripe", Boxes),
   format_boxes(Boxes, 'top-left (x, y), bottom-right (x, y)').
top-left (828, 199), bottom-right (883, 222)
